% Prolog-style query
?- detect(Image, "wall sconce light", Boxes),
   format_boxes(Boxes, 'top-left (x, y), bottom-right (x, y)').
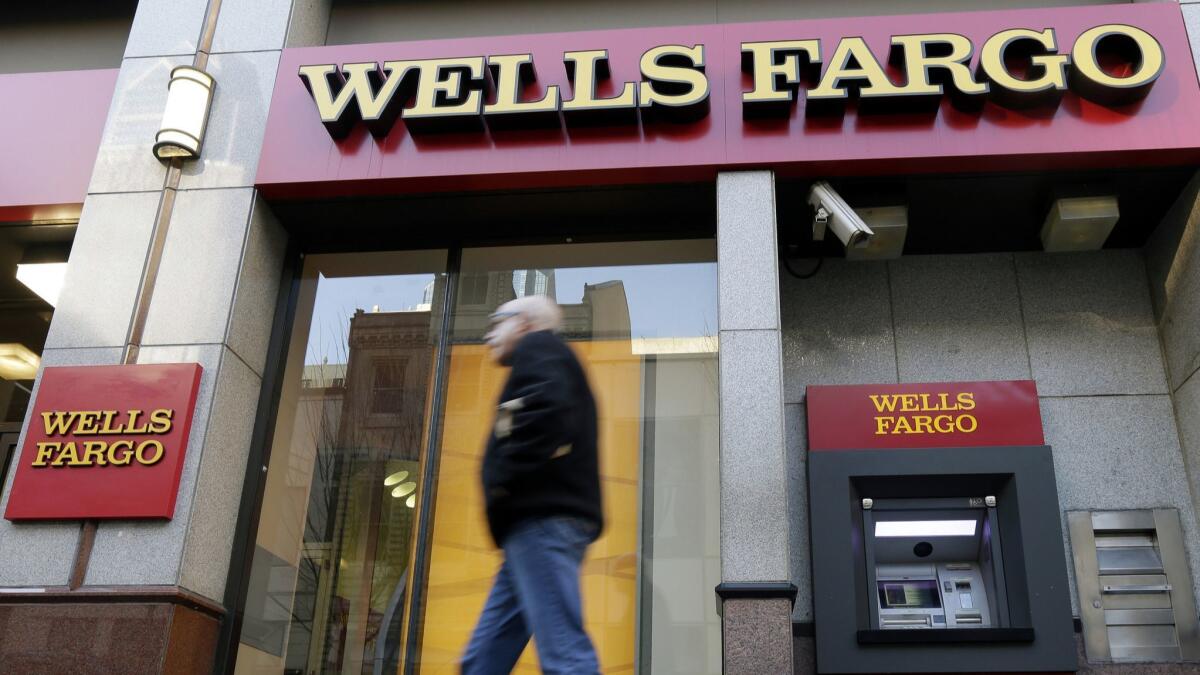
top-left (153, 66), bottom-right (215, 160)
top-left (0, 343), bottom-right (40, 381)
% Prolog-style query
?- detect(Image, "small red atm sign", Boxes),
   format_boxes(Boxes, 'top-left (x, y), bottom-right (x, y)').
top-left (806, 380), bottom-right (1044, 451)
top-left (5, 363), bottom-right (203, 521)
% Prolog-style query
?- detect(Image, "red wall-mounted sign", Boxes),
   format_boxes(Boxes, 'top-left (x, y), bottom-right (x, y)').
top-left (5, 363), bottom-right (203, 521)
top-left (806, 380), bottom-right (1044, 451)
top-left (256, 3), bottom-right (1200, 199)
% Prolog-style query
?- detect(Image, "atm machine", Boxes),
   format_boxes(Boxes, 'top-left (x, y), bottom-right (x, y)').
top-left (864, 498), bottom-right (1003, 632)
top-left (807, 445), bottom-right (1078, 673)
top-left (806, 381), bottom-right (1078, 672)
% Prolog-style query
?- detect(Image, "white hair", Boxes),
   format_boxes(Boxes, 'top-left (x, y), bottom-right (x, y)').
top-left (501, 294), bottom-right (564, 332)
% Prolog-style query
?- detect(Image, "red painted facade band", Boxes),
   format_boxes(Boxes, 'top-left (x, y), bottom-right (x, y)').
top-left (257, 3), bottom-right (1200, 198)
top-left (4, 363), bottom-right (203, 521)
top-left (806, 380), bottom-right (1044, 451)
top-left (0, 69), bottom-right (118, 222)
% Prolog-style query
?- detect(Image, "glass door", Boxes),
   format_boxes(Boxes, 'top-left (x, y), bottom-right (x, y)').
top-left (235, 240), bottom-right (721, 675)
top-left (236, 250), bottom-right (447, 675)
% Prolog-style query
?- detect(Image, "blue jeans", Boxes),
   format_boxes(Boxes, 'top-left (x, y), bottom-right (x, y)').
top-left (461, 516), bottom-right (600, 675)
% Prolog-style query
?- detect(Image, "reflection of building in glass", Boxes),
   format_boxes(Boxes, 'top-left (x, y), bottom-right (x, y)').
top-left (446, 269), bottom-right (630, 342)
top-left (276, 270), bottom-right (631, 672)
top-left (248, 307), bottom-right (435, 673)
top-left (311, 308), bottom-right (432, 672)
top-left (415, 280), bottom-right (434, 312)
top-left (511, 268), bottom-right (554, 298)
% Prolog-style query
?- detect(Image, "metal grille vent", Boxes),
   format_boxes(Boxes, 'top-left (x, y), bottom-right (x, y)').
top-left (1069, 510), bottom-right (1200, 663)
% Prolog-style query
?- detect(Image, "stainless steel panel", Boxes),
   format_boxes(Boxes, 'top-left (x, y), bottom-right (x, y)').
top-left (1154, 509), bottom-right (1200, 660)
top-left (1108, 624), bottom-right (1179, 648)
top-left (1074, 509), bottom-right (1200, 663)
top-left (1095, 534), bottom-right (1157, 548)
top-left (1070, 511), bottom-right (1109, 661)
top-left (1100, 575), bottom-right (1173, 610)
top-left (1104, 609), bottom-right (1177, 626)
top-left (1093, 511), bottom-right (1156, 532)
top-left (1111, 645), bottom-right (1184, 661)
top-left (1096, 547), bottom-right (1164, 575)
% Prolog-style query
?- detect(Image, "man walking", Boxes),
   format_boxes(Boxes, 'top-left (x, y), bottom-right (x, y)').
top-left (461, 294), bottom-right (603, 675)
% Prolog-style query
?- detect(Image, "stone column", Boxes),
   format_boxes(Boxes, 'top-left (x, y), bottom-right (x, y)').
top-left (715, 171), bottom-right (795, 673)
top-left (1152, 1), bottom-right (1200, 537)
top-left (0, 0), bottom-right (327, 671)
top-left (1146, 170), bottom-right (1200, 519)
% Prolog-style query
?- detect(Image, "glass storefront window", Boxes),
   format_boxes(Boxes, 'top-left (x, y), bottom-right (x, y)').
top-left (0, 225), bottom-right (71, 484)
top-left (236, 250), bottom-right (447, 675)
top-left (236, 241), bottom-right (720, 674)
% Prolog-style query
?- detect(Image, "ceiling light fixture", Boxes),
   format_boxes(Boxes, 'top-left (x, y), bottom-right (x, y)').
top-left (0, 343), bottom-right (40, 381)
top-left (16, 262), bottom-right (68, 307)
top-left (384, 470), bottom-right (410, 487)
top-left (391, 481), bottom-right (417, 498)
top-left (875, 520), bottom-right (978, 538)
top-left (1040, 196), bottom-right (1120, 252)
top-left (847, 206), bottom-right (908, 260)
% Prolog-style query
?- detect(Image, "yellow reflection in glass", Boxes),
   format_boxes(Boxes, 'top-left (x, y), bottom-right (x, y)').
top-left (407, 494), bottom-right (417, 508)
top-left (392, 481), bottom-right (417, 498)
top-left (384, 470), bottom-right (410, 486)
top-left (419, 341), bottom-right (638, 672)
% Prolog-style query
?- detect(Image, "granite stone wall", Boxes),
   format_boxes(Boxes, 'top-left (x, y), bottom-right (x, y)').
top-left (780, 249), bottom-right (1200, 629)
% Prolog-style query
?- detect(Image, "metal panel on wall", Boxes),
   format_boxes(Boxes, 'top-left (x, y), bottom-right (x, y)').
top-left (1068, 509), bottom-right (1200, 663)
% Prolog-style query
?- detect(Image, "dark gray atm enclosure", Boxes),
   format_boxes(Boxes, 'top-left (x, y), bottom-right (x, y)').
top-left (807, 445), bottom-right (1077, 673)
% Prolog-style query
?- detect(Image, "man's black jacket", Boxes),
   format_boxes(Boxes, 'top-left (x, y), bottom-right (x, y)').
top-left (481, 330), bottom-right (602, 546)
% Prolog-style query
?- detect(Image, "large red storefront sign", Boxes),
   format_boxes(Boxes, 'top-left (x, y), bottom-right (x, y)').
top-left (806, 380), bottom-right (1044, 451)
top-left (257, 3), bottom-right (1200, 197)
top-left (0, 69), bottom-right (117, 222)
top-left (5, 364), bottom-right (203, 521)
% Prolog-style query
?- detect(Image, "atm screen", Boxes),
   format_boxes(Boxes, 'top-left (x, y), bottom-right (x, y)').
top-left (878, 580), bottom-right (942, 609)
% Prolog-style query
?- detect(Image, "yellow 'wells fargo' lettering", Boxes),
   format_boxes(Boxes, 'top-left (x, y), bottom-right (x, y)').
top-left (32, 439), bottom-right (166, 468)
top-left (868, 391), bottom-right (978, 435)
top-left (41, 409), bottom-right (174, 436)
top-left (743, 24), bottom-right (1164, 114)
top-left (31, 408), bottom-right (176, 469)
top-left (300, 23), bottom-right (1165, 137)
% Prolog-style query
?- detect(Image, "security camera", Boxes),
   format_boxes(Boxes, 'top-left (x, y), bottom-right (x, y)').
top-left (808, 181), bottom-right (874, 249)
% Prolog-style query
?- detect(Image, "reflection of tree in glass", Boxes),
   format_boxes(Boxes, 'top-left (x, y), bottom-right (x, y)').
top-left (285, 304), bottom-right (433, 673)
